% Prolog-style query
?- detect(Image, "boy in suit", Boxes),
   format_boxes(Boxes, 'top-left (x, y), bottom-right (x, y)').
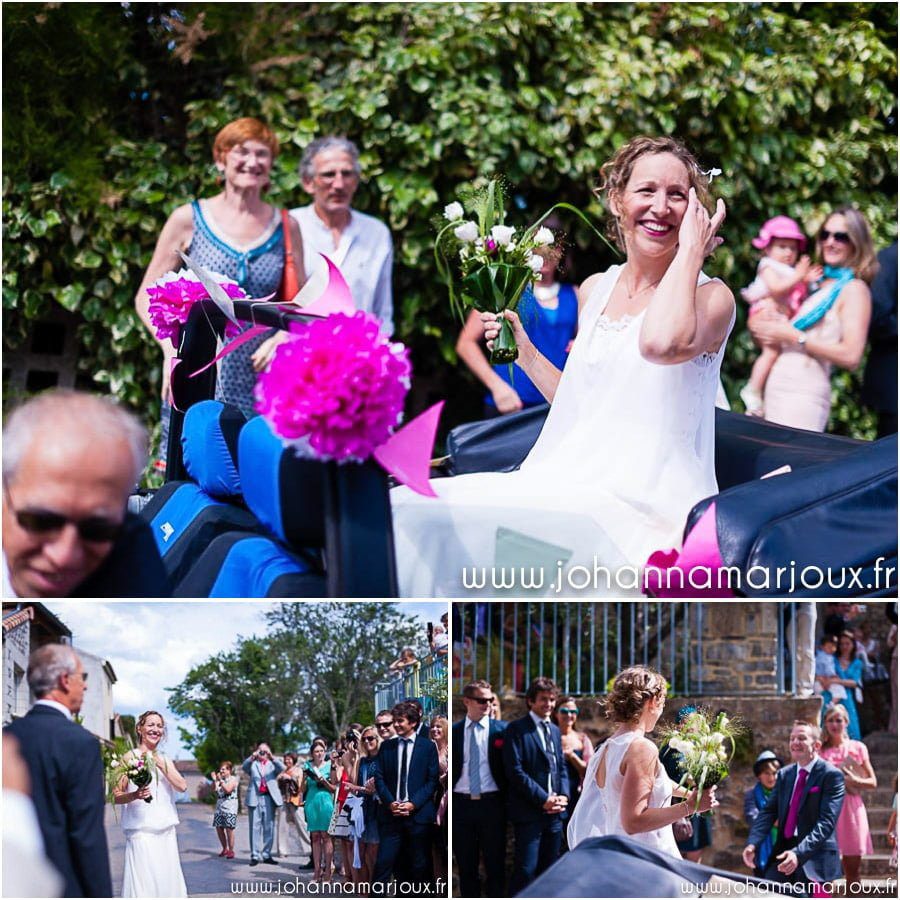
top-left (452, 679), bottom-right (508, 897)
top-left (744, 720), bottom-right (845, 891)
top-left (373, 700), bottom-right (440, 895)
top-left (503, 677), bottom-right (569, 894)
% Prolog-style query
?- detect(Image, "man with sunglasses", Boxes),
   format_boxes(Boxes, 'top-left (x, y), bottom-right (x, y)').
top-left (375, 710), bottom-right (397, 739)
top-left (5, 644), bottom-right (112, 897)
top-left (452, 679), bottom-right (508, 897)
top-left (2, 389), bottom-right (163, 598)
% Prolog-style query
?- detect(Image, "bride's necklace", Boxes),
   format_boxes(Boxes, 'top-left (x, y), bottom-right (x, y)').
top-left (623, 271), bottom-right (664, 305)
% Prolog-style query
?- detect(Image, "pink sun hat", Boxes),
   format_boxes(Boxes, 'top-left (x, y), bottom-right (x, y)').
top-left (751, 215), bottom-right (807, 251)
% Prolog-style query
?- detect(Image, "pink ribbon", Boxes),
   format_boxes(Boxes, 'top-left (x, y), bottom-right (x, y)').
top-left (373, 402), bottom-right (444, 497)
top-left (188, 324), bottom-right (271, 377)
top-left (643, 502), bottom-right (735, 598)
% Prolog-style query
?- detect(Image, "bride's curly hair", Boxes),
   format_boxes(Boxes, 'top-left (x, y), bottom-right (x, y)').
top-left (602, 666), bottom-right (667, 723)
top-left (594, 136), bottom-right (714, 251)
top-left (135, 710), bottom-right (167, 743)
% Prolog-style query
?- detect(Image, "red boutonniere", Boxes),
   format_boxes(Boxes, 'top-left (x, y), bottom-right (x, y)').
top-left (493, 737), bottom-right (504, 749)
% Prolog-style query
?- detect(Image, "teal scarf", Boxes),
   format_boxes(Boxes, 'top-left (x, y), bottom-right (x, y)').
top-left (794, 266), bottom-right (854, 331)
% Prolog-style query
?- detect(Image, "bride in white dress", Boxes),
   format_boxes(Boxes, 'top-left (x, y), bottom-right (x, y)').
top-left (391, 136), bottom-right (735, 597)
top-left (114, 711), bottom-right (188, 898)
top-left (567, 666), bottom-right (717, 852)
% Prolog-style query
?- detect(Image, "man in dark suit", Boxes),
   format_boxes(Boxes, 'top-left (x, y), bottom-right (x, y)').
top-left (503, 676), bottom-right (570, 895)
top-left (373, 699), bottom-right (441, 895)
top-left (862, 241), bottom-right (898, 437)
top-left (744, 719), bottom-right (845, 892)
top-left (452, 679), bottom-right (508, 897)
top-left (5, 644), bottom-right (112, 897)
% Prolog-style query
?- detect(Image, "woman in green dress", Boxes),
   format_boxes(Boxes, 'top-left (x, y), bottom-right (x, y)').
top-left (300, 738), bottom-right (337, 883)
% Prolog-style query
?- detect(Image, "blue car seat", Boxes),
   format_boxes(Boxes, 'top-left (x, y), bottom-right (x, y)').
top-left (140, 401), bottom-right (261, 585)
top-left (174, 415), bottom-right (327, 597)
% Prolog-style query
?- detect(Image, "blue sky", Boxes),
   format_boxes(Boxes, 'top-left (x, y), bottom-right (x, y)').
top-left (45, 600), bottom-right (446, 759)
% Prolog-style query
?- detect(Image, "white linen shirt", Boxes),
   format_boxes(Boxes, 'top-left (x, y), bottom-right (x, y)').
top-left (290, 205), bottom-right (394, 334)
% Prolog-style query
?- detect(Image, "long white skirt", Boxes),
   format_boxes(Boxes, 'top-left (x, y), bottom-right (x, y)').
top-left (122, 826), bottom-right (187, 898)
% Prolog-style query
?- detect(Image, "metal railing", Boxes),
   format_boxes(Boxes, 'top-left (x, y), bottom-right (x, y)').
top-left (453, 602), bottom-right (800, 697)
top-left (374, 655), bottom-right (448, 717)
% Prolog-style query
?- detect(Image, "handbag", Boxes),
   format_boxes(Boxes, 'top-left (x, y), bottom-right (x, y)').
top-left (673, 817), bottom-right (694, 842)
top-left (280, 209), bottom-right (301, 301)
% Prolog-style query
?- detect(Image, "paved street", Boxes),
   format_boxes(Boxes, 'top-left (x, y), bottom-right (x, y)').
top-left (105, 802), bottom-right (316, 897)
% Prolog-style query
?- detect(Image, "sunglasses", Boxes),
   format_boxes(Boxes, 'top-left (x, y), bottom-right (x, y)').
top-left (363, 736), bottom-right (378, 743)
top-left (4, 481), bottom-right (122, 543)
top-left (376, 722), bottom-right (393, 729)
top-left (558, 707), bottom-right (579, 715)
top-left (467, 696), bottom-right (491, 705)
top-left (819, 228), bottom-right (852, 245)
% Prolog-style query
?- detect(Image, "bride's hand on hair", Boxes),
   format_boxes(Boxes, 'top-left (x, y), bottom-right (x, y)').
top-left (678, 188), bottom-right (726, 259)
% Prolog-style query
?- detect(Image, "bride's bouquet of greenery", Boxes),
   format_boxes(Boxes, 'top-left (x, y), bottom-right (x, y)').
top-left (434, 179), bottom-right (613, 363)
top-left (105, 747), bottom-right (157, 806)
top-left (659, 707), bottom-right (744, 812)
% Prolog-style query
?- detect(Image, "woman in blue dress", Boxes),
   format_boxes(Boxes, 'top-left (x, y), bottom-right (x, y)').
top-left (134, 117), bottom-right (306, 446)
top-left (456, 245), bottom-right (579, 417)
top-left (822, 631), bottom-right (865, 739)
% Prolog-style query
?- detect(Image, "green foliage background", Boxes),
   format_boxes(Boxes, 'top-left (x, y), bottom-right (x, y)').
top-left (4, 2), bottom-right (897, 449)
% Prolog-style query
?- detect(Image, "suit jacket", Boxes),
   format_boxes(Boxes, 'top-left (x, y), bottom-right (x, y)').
top-left (862, 241), bottom-right (898, 412)
top-left (242, 754), bottom-right (286, 807)
top-left (374, 733), bottom-right (440, 825)
top-left (747, 756), bottom-right (844, 883)
top-left (502, 714), bottom-right (570, 825)
top-left (452, 717), bottom-right (508, 794)
top-left (5, 705), bottom-right (112, 897)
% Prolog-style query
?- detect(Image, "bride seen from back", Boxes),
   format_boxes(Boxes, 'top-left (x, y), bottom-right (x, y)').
top-left (567, 666), bottom-right (717, 853)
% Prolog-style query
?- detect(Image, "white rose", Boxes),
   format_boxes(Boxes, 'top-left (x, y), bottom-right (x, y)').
top-left (490, 225), bottom-right (515, 247)
top-left (443, 201), bottom-right (464, 222)
top-left (528, 255), bottom-right (544, 274)
top-left (534, 226), bottom-right (554, 246)
top-left (454, 221), bottom-right (479, 243)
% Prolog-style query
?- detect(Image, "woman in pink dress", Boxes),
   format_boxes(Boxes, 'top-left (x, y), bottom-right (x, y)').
top-left (749, 206), bottom-right (877, 432)
top-left (820, 703), bottom-right (877, 890)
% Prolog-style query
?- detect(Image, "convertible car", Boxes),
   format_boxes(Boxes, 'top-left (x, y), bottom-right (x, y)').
top-left (132, 301), bottom-right (897, 598)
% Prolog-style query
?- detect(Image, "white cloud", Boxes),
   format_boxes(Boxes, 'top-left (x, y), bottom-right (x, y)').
top-left (44, 601), bottom-right (447, 758)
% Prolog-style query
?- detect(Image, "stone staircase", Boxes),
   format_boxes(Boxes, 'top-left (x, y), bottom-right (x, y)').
top-left (856, 730), bottom-right (897, 884)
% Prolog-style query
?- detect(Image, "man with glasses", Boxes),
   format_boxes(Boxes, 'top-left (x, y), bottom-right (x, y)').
top-left (452, 680), bottom-right (508, 897)
top-left (1, 389), bottom-right (166, 598)
top-left (291, 135), bottom-right (394, 332)
top-left (5, 644), bottom-right (112, 896)
top-left (375, 710), bottom-right (396, 739)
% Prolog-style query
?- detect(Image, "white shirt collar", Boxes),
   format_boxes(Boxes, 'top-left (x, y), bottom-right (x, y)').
top-left (34, 699), bottom-right (73, 721)
top-left (467, 714), bottom-right (490, 729)
top-left (798, 754), bottom-right (818, 774)
top-left (529, 710), bottom-right (551, 728)
top-left (398, 730), bottom-right (417, 745)
top-left (2, 553), bottom-right (18, 599)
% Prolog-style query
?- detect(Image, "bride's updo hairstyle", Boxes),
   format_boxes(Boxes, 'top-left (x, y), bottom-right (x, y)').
top-left (136, 710), bottom-right (167, 742)
top-left (602, 666), bottom-right (667, 723)
top-left (595, 136), bottom-right (713, 251)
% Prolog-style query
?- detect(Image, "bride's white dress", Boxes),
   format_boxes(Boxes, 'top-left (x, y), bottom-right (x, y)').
top-left (567, 731), bottom-right (680, 856)
top-left (121, 769), bottom-right (187, 898)
top-left (392, 264), bottom-right (734, 597)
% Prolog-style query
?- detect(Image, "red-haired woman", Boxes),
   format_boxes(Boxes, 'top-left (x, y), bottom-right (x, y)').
top-left (134, 117), bottom-right (306, 440)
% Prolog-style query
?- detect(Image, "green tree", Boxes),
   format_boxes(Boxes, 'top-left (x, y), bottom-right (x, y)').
top-left (3, 3), bottom-right (896, 445)
top-left (263, 601), bottom-right (425, 737)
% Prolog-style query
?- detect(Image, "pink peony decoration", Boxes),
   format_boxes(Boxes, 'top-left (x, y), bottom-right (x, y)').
top-left (254, 310), bottom-right (411, 463)
top-left (146, 268), bottom-right (247, 343)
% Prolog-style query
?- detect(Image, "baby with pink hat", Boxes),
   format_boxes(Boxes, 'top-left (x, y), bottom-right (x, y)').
top-left (740, 215), bottom-right (823, 415)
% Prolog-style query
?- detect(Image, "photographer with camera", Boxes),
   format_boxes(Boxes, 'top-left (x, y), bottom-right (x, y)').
top-left (331, 728), bottom-right (365, 887)
top-left (276, 752), bottom-right (312, 868)
top-left (211, 761), bottom-right (239, 859)
top-left (300, 738), bottom-right (337, 883)
top-left (242, 742), bottom-right (286, 867)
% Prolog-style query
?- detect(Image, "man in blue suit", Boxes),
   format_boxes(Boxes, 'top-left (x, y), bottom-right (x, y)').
top-left (5, 644), bottom-right (112, 897)
top-left (242, 741), bottom-right (285, 866)
top-left (503, 676), bottom-right (570, 895)
top-left (373, 699), bottom-right (440, 895)
top-left (744, 720), bottom-right (845, 892)
top-left (452, 679), bottom-right (508, 897)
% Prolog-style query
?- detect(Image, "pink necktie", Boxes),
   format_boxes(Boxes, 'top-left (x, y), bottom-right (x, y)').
top-left (783, 768), bottom-right (808, 839)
